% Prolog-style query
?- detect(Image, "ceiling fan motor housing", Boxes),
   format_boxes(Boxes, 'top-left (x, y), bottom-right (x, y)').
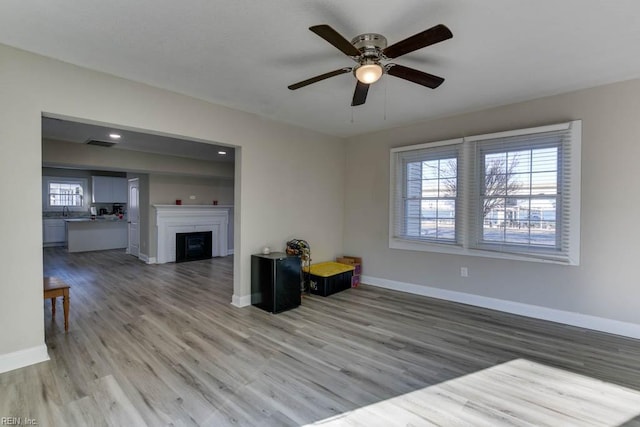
top-left (351, 33), bottom-right (387, 60)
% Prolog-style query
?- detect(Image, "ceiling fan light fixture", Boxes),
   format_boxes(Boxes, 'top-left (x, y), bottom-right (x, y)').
top-left (355, 63), bottom-right (383, 84)
top-left (289, 24), bottom-right (452, 106)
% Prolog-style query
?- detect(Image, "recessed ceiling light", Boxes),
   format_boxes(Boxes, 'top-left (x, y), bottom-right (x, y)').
top-left (109, 133), bottom-right (121, 139)
top-left (218, 151), bottom-right (227, 155)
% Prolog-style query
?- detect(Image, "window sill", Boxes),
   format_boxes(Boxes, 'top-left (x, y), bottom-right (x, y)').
top-left (389, 237), bottom-right (577, 266)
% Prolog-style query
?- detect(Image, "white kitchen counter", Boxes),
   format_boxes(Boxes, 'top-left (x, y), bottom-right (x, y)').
top-left (65, 218), bottom-right (128, 253)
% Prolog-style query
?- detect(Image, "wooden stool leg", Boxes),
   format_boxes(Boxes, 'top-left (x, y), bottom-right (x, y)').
top-left (63, 291), bottom-right (69, 332)
top-left (51, 297), bottom-right (56, 318)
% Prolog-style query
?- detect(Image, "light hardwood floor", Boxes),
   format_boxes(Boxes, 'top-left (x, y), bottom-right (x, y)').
top-left (1, 248), bottom-right (640, 426)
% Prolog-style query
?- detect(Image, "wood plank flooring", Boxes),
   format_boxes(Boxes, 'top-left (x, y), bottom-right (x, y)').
top-left (1, 248), bottom-right (640, 425)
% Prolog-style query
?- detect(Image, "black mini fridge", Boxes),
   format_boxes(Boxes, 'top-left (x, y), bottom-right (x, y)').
top-left (251, 252), bottom-right (301, 313)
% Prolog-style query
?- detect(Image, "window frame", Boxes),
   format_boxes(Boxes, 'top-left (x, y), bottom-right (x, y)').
top-left (389, 121), bottom-right (581, 265)
top-left (475, 140), bottom-right (561, 251)
top-left (396, 140), bottom-right (462, 245)
top-left (43, 176), bottom-right (88, 212)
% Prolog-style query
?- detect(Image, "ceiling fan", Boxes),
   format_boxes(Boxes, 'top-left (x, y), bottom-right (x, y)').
top-left (288, 24), bottom-right (453, 106)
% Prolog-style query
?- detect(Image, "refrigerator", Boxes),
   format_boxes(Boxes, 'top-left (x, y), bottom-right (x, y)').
top-left (251, 252), bottom-right (302, 313)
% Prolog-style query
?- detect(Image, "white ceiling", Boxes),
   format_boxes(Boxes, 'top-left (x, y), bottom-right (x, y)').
top-left (3, 1), bottom-right (640, 138)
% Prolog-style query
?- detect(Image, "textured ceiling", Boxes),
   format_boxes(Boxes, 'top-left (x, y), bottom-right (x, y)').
top-left (2, 1), bottom-right (640, 138)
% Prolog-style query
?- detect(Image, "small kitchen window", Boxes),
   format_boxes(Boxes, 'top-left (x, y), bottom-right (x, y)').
top-left (43, 177), bottom-right (88, 212)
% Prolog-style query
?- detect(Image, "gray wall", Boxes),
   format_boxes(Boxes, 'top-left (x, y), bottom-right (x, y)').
top-left (148, 174), bottom-right (233, 206)
top-left (147, 174), bottom-right (235, 258)
top-left (0, 43), bottom-right (345, 367)
top-left (344, 78), bottom-right (640, 328)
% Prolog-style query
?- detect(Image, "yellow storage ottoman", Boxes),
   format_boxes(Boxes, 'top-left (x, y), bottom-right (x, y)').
top-left (304, 261), bottom-right (355, 296)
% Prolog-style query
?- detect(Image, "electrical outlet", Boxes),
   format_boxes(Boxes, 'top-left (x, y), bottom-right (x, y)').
top-left (460, 267), bottom-right (468, 277)
top-left (189, 195), bottom-right (196, 200)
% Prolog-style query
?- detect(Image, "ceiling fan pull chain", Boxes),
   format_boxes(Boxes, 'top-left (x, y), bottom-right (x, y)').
top-left (384, 77), bottom-right (388, 121)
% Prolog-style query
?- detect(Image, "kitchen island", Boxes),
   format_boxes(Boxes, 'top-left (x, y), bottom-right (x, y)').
top-left (65, 218), bottom-right (128, 253)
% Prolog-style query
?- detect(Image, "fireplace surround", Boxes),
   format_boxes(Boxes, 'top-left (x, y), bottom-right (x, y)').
top-left (154, 205), bottom-right (229, 264)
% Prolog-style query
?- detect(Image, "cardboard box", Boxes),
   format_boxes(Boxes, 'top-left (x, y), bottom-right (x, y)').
top-left (351, 275), bottom-right (360, 288)
top-left (336, 256), bottom-right (362, 275)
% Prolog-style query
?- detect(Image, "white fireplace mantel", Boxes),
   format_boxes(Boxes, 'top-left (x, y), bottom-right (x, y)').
top-left (154, 205), bottom-right (229, 264)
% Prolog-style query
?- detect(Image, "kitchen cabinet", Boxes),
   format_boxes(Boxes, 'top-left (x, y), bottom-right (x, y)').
top-left (92, 176), bottom-right (127, 203)
top-left (43, 219), bottom-right (66, 246)
top-left (65, 219), bottom-right (128, 252)
top-left (112, 178), bottom-right (128, 203)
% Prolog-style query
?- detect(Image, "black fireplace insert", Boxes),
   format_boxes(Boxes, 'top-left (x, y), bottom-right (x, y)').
top-left (176, 231), bottom-right (213, 263)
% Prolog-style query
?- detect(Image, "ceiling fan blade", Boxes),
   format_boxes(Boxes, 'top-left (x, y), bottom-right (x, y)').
top-left (288, 68), bottom-right (351, 90)
top-left (387, 64), bottom-right (445, 89)
top-left (383, 24), bottom-right (453, 59)
top-left (351, 81), bottom-right (370, 106)
top-left (310, 25), bottom-right (361, 57)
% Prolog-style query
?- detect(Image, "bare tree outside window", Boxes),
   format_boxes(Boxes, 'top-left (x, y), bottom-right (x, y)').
top-left (481, 156), bottom-right (522, 217)
top-left (438, 160), bottom-right (458, 198)
top-left (441, 156), bottom-right (523, 217)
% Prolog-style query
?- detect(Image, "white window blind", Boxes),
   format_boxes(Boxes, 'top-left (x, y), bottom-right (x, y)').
top-left (392, 142), bottom-right (462, 244)
top-left (390, 121), bottom-right (581, 265)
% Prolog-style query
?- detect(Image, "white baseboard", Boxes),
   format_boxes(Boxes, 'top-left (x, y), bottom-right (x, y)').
top-left (361, 275), bottom-right (640, 340)
top-left (0, 344), bottom-right (49, 374)
top-left (227, 249), bottom-right (234, 255)
top-left (139, 253), bottom-right (156, 264)
top-left (231, 294), bottom-right (251, 308)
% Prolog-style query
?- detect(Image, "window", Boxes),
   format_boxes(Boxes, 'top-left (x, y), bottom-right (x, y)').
top-left (390, 121), bottom-right (581, 265)
top-left (396, 143), bottom-right (460, 243)
top-left (43, 177), bottom-right (88, 211)
top-left (479, 143), bottom-right (558, 247)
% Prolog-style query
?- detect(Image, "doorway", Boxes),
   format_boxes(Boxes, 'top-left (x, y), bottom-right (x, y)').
top-left (41, 115), bottom-right (237, 286)
top-left (127, 177), bottom-right (140, 257)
